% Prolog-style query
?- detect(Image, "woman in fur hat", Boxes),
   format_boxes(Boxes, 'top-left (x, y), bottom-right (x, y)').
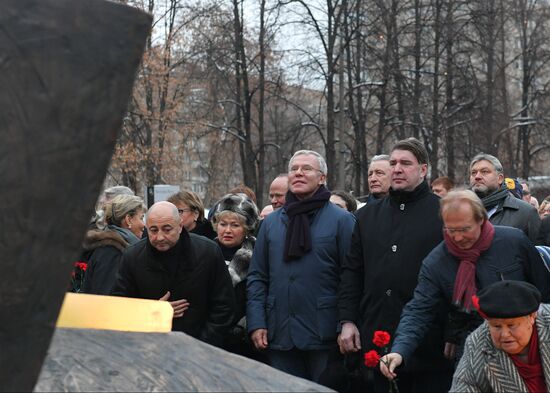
top-left (212, 193), bottom-right (260, 357)
top-left (80, 194), bottom-right (145, 295)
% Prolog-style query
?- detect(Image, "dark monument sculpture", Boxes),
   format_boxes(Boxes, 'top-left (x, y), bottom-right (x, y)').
top-left (0, 0), bottom-right (151, 391)
top-left (1, 1), bottom-right (334, 391)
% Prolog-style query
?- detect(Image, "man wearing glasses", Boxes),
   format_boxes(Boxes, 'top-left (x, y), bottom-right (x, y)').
top-left (378, 190), bottom-right (550, 383)
top-left (247, 150), bottom-right (355, 383)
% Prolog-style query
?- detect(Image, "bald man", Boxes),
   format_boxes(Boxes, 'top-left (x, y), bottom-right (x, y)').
top-left (112, 201), bottom-right (236, 346)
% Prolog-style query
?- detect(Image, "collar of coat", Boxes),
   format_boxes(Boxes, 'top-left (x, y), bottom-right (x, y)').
top-left (227, 236), bottom-right (255, 287)
top-left (82, 228), bottom-right (128, 252)
top-left (477, 305), bottom-right (550, 392)
top-left (389, 179), bottom-right (431, 204)
top-left (145, 229), bottom-right (198, 273)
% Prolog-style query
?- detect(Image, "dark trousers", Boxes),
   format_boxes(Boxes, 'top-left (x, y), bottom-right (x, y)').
top-left (371, 367), bottom-right (453, 393)
top-left (268, 348), bottom-right (332, 383)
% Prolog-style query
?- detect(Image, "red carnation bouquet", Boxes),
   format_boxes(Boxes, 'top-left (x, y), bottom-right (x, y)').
top-left (364, 330), bottom-right (400, 393)
top-left (70, 261), bottom-right (88, 293)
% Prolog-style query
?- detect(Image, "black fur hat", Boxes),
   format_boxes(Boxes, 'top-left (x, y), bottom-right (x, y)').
top-left (213, 193), bottom-right (259, 232)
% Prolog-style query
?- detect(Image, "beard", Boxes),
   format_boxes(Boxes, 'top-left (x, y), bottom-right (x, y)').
top-left (471, 183), bottom-right (497, 198)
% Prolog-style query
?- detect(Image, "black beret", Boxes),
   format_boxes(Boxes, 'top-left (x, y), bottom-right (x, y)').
top-left (475, 280), bottom-right (541, 319)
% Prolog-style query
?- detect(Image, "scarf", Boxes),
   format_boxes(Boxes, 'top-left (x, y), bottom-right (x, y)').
top-left (445, 219), bottom-right (495, 311)
top-left (283, 185), bottom-right (331, 261)
top-left (510, 325), bottom-right (547, 393)
top-left (109, 224), bottom-right (140, 245)
top-left (480, 183), bottom-right (509, 210)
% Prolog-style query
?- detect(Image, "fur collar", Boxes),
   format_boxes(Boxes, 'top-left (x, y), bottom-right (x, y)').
top-left (227, 236), bottom-right (255, 287)
top-left (82, 229), bottom-right (129, 252)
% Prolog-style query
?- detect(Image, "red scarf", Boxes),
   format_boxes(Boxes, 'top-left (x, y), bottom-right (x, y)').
top-left (445, 219), bottom-right (495, 311)
top-left (510, 325), bottom-right (548, 393)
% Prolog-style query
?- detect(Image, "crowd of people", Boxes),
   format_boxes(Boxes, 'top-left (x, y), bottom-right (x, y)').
top-left (71, 139), bottom-right (550, 392)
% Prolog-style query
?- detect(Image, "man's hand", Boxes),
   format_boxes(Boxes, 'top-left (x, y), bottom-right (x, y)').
top-left (444, 342), bottom-right (457, 360)
top-left (379, 353), bottom-right (403, 380)
top-left (250, 328), bottom-right (268, 350)
top-left (337, 322), bottom-right (361, 354)
top-left (160, 291), bottom-right (190, 318)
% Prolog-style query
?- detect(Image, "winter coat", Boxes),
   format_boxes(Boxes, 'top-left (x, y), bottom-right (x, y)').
top-left (247, 201), bottom-right (355, 351)
top-left (218, 237), bottom-right (255, 355)
top-left (391, 226), bottom-right (550, 362)
top-left (338, 180), bottom-right (451, 372)
top-left (450, 304), bottom-right (550, 392)
top-left (111, 231), bottom-right (236, 347)
top-left (489, 192), bottom-right (541, 243)
top-left (81, 225), bottom-right (138, 295)
top-left (537, 215), bottom-right (550, 246)
top-left (191, 218), bottom-right (217, 240)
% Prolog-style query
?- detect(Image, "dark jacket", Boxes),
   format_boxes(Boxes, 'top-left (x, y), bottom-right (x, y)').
top-left (111, 231), bottom-right (236, 347)
top-left (391, 226), bottom-right (550, 362)
top-left (81, 226), bottom-right (138, 295)
top-left (191, 218), bottom-right (217, 240)
top-left (537, 215), bottom-right (550, 246)
top-left (217, 236), bottom-right (255, 355)
top-left (489, 192), bottom-right (540, 243)
top-left (338, 180), bottom-right (450, 371)
top-left (247, 201), bottom-right (355, 350)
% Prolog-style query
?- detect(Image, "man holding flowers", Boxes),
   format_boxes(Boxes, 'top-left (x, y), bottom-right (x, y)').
top-left (379, 190), bottom-right (550, 384)
top-left (338, 138), bottom-right (453, 392)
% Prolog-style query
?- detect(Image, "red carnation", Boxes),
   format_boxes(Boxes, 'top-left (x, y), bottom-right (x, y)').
top-left (75, 261), bottom-right (88, 272)
top-left (364, 350), bottom-right (381, 368)
top-left (373, 330), bottom-right (391, 347)
top-left (471, 295), bottom-right (488, 319)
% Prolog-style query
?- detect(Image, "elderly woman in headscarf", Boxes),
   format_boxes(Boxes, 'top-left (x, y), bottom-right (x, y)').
top-left (80, 194), bottom-right (145, 295)
top-left (378, 190), bottom-right (550, 386)
top-left (451, 280), bottom-right (550, 392)
top-left (211, 193), bottom-right (259, 357)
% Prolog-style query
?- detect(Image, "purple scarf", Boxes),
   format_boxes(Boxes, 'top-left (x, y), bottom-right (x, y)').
top-left (283, 185), bottom-right (331, 261)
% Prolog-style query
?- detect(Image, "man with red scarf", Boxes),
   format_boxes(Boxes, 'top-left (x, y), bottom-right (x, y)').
top-left (451, 280), bottom-right (550, 392)
top-left (379, 190), bottom-right (550, 382)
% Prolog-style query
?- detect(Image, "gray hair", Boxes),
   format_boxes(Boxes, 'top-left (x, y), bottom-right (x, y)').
top-left (288, 150), bottom-right (328, 175)
top-left (370, 154), bottom-right (390, 165)
top-left (103, 186), bottom-right (135, 201)
top-left (470, 153), bottom-right (503, 174)
top-left (104, 195), bottom-right (145, 227)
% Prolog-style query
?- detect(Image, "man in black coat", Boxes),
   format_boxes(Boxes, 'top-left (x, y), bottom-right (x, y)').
top-left (338, 137), bottom-right (453, 392)
top-left (112, 201), bottom-right (236, 347)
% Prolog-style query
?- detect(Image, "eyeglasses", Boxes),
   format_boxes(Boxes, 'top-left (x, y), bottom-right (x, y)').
top-left (444, 226), bottom-right (474, 235)
top-left (289, 165), bottom-right (323, 175)
top-left (178, 208), bottom-right (193, 214)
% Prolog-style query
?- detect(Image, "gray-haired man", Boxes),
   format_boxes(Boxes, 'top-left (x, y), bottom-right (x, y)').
top-left (367, 155), bottom-right (391, 202)
top-left (469, 153), bottom-right (540, 242)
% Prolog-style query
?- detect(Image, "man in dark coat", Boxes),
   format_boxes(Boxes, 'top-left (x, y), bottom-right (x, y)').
top-left (469, 153), bottom-right (540, 242)
top-left (112, 201), bottom-right (236, 347)
top-left (338, 137), bottom-right (453, 392)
